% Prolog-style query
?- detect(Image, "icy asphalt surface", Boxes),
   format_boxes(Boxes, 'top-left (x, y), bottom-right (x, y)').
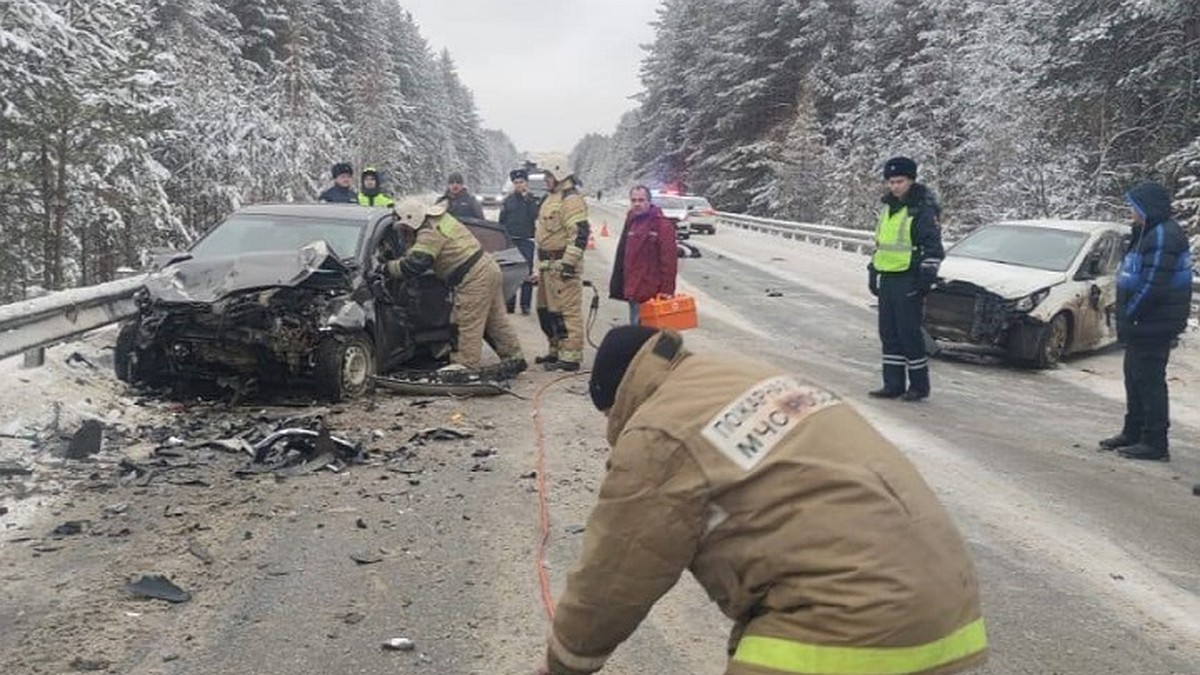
top-left (0, 202), bottom-right (1197, 674)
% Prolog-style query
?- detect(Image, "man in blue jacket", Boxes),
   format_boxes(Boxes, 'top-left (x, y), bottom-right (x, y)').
top-left (1100, 182), bottom-right (1193, 461)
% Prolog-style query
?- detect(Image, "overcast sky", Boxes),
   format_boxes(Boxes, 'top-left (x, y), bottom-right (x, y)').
top-left (401, 0), bottom-right (657, 154)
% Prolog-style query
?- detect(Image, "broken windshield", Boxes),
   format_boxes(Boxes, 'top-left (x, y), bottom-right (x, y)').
top-left (191, 215), bottom-right (365, 260)
top-left (949, 225), bottom-right (1089, 273)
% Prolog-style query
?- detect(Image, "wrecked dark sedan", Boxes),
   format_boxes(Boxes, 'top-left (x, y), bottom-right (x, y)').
top-left (925, 220), bottom-right (1125, 368)
top-left (115, 204), bottom-right (527, 400)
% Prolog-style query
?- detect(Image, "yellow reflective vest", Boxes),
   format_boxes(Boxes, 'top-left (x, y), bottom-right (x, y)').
top-left (873, 206), bottom-right (915, 272)
top-left (358, 192), bottom-right (395, 208)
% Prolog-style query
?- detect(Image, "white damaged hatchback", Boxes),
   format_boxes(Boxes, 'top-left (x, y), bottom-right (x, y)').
top-left (924, 220), bottom-right (1127, 367)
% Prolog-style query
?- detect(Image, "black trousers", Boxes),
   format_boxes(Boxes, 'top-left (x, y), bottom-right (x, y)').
top-left (1122, 340), bottom-right (1172, 450)
top-left (507, 237), bottom-right (535, 311)
top-left (878, 273), bottom-right (928, 394)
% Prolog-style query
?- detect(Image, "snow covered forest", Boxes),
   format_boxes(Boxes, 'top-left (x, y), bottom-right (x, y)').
top-left (0, 0), bottom-right (515, 302)
top-left (572, 0), bottom-right (1200, 235)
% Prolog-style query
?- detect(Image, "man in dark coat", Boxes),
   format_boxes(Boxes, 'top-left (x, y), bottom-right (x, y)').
top-left (499, 168), bottom-right (540, 314)
top-left (1099, 181), bottom-right (1193, 461)
top-left (319, 162), bottom-right (357, 203)
top-left (437, 172), bottom-right (485, 220)
top-left (867, 156), bottom-right (944, 401)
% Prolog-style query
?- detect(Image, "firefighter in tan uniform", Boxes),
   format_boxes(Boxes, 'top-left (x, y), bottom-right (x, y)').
top-left (537, 326), bottom-right (988, 675)
top-left (534, 166), bottom-right (590, 371)
top-left (384, 199), bottom-right (526, 372)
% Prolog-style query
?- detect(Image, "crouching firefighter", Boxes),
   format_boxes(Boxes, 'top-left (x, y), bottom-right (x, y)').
top-left (534, 165), bottom-right (590, 371)
top-left (537, 326), bottom-right (988, 675)
top-left (868, 156), bottom-right (944, 401)
top-left (383, 199), bottom-right (526, 373)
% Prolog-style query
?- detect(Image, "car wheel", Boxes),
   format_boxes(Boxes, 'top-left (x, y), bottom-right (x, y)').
top-left (1032, 313), bottom-right (1070, 368)
top-left (315, 331), bottom-right (375, 402)
top-left (114, 321), bottom-right (160, 384)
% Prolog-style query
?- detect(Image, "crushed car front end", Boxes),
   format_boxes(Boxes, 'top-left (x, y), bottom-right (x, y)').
top-left (925, 281), bottom-right (1056, 355)
top-left (118, 241), bottom-right (366, 393)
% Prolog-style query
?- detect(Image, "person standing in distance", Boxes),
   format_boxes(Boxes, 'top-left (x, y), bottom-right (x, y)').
top-left (608, 186), bottom-right (677, 325)
top-left (319, 162), bottom-right (357, 203)
top-left (868, 156), bottom-right (944, 401)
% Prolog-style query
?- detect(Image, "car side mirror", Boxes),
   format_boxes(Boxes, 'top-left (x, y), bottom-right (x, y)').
top-left (1076, 254), bottom-right (1102, 280)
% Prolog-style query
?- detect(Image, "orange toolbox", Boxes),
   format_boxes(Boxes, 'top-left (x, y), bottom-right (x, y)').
top-left (639, 294), bottom-right (698, 331)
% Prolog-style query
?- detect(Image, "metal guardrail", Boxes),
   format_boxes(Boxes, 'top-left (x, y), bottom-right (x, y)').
top-left (0, 276), bottom-right (146, 364)
top-left (714, 212), bottom-right (875, 253)
top-left (715, 211), bottom-right (1200, 304)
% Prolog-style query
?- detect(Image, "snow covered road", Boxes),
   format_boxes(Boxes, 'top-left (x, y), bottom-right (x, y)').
top-left (0, 203), bottom-right (1197, 674)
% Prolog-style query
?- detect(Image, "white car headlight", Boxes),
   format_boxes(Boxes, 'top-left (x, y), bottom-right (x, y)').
top-left (1014, 288), bottom-right (1052, 312)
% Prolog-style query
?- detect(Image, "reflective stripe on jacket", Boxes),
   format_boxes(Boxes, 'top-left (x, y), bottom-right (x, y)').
top-left (873, 206), bottom-right (914, 272)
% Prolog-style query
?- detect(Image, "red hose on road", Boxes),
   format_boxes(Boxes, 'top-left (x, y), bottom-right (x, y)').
top-left (532, 371), bottom-right (590, 622)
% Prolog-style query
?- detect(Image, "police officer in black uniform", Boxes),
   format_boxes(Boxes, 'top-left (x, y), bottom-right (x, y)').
top-left (868, 156), bottom-right (944, 401)
top-left (499, 168), bottom-right (540, 314)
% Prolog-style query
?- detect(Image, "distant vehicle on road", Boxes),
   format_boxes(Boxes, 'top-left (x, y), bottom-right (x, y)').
top-left (653, 193), bottom-right (692, 240)
top-left (681, 195), bottom-right (717, 234)
top-left (477, 186), bottom-right (506, 208)
top-left (115, 204), bottom-right (527, 401)
top-left (924, 220), bottom-right (1125, 368)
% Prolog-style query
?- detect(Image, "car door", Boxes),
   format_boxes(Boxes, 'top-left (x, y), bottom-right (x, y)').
top-left (1072, 232), bottom-right (1122, 351)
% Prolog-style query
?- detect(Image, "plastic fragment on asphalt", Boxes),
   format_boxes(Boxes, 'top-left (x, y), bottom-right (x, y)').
top-left (64, 420), bottom-right (103, 459)
top-left (125, 574), bottom-right (192, 603)
top-left (383, 638), bottom-right (415, 652)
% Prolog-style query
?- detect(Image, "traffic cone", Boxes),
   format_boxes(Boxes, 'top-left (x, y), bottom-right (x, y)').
top-left (587, 233), bottom-right (597, 250)
top-left (600, 222), bottom-right (610, 238)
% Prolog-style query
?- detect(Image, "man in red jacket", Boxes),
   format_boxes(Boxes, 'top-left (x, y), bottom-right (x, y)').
top-left (608, 186), bottom-right (678, 324)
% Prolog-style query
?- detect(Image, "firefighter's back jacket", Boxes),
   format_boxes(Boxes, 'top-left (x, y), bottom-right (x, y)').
top-left (548, 333), bottom-right (987, 675)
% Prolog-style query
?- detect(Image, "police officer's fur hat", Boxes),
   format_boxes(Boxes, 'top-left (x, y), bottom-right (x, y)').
top-left (883, 156), bottom-right (918, 180)
top-left (331, 162), bottom-right (353, 179)
top-left (447, 172), bottom-right (465, 185)
top-left (509, 169), bottom-right (529, 182)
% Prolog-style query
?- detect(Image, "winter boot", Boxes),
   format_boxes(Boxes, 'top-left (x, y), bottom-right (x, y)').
top-left (1098, 433), bottom-right (1136, 451)
top-left (868, 387), bottom-right (905, 399)
top-left (544, 360), bottom-right (581, 372)
top-left (1117, 442), bottom-right (1170, 462)
top-left (535, 353), bottom-right (559, 365)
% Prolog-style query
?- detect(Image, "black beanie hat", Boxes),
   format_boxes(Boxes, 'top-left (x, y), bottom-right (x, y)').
top-left (883, 156), bottom-right (917, 180)
top-left (589, 326), bottom-right (661, 411)
top-left (331, 162), bottom-right (353, 179)
top-left (510, 169), bottom-right (528, 181)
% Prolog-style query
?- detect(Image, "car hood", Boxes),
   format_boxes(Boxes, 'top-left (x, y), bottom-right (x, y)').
top-left (939, 256), bottom-right (1066, 299)
top-left (144, 241), bottom-right (355, 304)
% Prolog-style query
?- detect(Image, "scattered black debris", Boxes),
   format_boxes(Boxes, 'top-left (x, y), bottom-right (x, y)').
top-left (125, 574), bottom-right (191, 603)
top-left (238, 425), bottom-right (360, 476)
top-left (187, 540), bottom-right (215, 565)
top-left (65, 420), bottom-right (104, 459)
top-left (0, 461), bottom-right (33, 477)
top-left (409, 427), bottom-right (473, 443)
top-left (66, 351), bottom-right (97, 369)
top-left (0, 506), bottom-right (8, 516)
top-left (51, 520), bottom-right (88, 537)
top-left (162, 654), bottom-right (180, 663)
top-left (356, 518), bottom-right (368, 529)
top-left (70, 657), bottom-right (111, 671)
top-left (469, 463), bottom-right (493, 473)
top-left (519, 471), bottom-right (538, 480)
top-left (383, 637), bottom-right (415, 652)
top-left (350, 551), bottom-right (383, 565)
top-left (409, 399), bottom-right (436, 409)
top-left (1110, 573), bottom-right (1125, 581)
top-left (341, 612), bottom-right (366, 625)
top-left (163, 505), bottom-right (188, 518)
top-left (1193, 483), bottom-right (1199, 497)
top-left (765, 288), bottom-right (784, 298)
top-left (471, 448), bottom-right (497, 458)
top-left (565, 525), bottom-right (586, 535)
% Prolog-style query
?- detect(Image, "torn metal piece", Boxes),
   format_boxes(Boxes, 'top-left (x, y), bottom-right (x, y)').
top-left (125, 574), bottom-right (191, 603)
top-left (373, 375), bottom-right (511, 398)
top-left (382, 637), bottom-right (415, 652)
